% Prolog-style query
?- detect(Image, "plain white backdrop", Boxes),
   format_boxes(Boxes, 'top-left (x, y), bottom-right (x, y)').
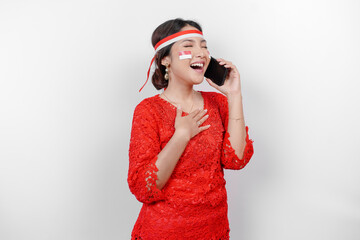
top-left (1, 0), bottom-right (359, 239)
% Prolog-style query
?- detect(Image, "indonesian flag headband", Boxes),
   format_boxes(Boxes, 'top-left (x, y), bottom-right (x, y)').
top-left (139, 29), bottom-right (207, 92)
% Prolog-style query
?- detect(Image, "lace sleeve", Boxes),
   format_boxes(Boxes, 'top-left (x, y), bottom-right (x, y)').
top-left (216, 93), bottom-right (254, 170)
top-left (127, 100), bottom-right (165, 203)
top-left (222, 127), bottom-right (254, 169)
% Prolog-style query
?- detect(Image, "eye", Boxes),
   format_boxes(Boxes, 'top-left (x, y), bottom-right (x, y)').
top-left (202, 46), bottom-right (208, 49)
top-left (184, 45), bottom-right (193, 48)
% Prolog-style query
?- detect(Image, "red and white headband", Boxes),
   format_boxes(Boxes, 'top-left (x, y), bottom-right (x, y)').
top-left (139, 29), bottom-right (204, 92)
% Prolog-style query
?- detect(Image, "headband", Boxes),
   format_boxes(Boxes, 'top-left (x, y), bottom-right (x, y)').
top-left (139, 29), bottom-right (204, 92)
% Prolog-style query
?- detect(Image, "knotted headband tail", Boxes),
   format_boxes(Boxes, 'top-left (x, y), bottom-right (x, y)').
top-left (139, 56), bottom-right (155, 92)
top-left (139, 30), bottom-right (204, 92)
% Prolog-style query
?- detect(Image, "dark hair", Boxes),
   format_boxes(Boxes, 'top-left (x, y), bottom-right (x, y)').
top-left (151, 18), bottom-right (202, 90)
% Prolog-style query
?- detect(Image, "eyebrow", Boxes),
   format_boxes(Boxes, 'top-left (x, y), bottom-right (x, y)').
top-left (180, 39), bottom-right (207, 44)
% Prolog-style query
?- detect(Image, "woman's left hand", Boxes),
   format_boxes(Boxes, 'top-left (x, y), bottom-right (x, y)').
top-left (205, 58), bottom-right (242, 96)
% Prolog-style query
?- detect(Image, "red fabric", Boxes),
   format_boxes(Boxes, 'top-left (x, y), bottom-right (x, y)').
top-left (128, 91), bottom-right (254, 240)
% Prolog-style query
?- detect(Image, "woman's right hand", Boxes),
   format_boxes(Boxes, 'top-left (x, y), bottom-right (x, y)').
top-left (174, 106), bottom-right (210, 141)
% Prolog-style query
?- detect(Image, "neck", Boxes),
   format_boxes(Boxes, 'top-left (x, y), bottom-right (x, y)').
top-left (163, 80), bottom-right (194, 102)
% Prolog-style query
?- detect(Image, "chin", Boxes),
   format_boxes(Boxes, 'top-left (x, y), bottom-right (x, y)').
top-left (192, 77), bottom-right (204, 85)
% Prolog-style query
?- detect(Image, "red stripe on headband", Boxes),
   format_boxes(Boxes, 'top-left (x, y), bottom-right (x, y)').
top-left (154, 30), bottom-right (203, 51)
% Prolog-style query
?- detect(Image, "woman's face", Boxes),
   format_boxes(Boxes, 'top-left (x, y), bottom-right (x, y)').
top-left (162, 25), bottom-right (210, 86)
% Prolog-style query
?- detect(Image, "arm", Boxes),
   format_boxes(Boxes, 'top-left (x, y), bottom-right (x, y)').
top-left (154, 128), bottom-right (189, 190)
top-left (128, 101), bottom-right (165, 203)
top-left (206, 58), bottom-right (254, 169)
top-left (227, 92), bottom-right (247, 159)
top-left (216, 93), bottom-right (254, 169)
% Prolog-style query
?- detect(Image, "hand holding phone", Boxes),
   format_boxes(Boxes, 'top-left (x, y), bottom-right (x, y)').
top-left (204, 57), bottom-right (228, 86)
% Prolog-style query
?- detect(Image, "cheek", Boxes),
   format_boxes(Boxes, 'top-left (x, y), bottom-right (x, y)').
top-left (206, 50), bottom-right (211, 59)
top-left (170, 58), bottom-right (190, 74)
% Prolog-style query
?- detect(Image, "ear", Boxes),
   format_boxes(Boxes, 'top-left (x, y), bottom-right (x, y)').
top-left (161, 56), bottom-right (171, 67)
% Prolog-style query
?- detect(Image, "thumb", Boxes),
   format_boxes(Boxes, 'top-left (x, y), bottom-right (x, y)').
top-left (206, 78), bottom-right (219, 89)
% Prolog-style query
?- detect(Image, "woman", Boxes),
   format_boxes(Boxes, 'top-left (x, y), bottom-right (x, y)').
top-left (128, 18), bottom-right (254, 240)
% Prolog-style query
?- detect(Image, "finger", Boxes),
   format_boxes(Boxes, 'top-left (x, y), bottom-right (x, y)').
top-left (217, 58), bottom-right (233, 67)
top-left (189, 108), bottom-right (201, 117)
top-left (199, 124), bottom-right (211, 132)
top-left (225, 65), bottom-right (239, 77)
top-left (205, 78), bottom-right (221, 89)
top-left (224, 63), bottom-right (236, 70)
top-left (216, 58), bottom-right (226, 66)
top-left (194, 109), bottom-right (208, 121)
top-left (196, 114), bottom-right (209, 126)
top-left (216, 58), bottom-right (231, 65)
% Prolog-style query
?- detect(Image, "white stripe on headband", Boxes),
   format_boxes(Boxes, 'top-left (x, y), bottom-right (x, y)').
top-left (139, 29), bottom-right (205, 92)
top-left (155, 33), bottom-right (204, 52)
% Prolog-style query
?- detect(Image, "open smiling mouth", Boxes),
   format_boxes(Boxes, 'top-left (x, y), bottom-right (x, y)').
top-left (190, 63), bottom-right (204, 73)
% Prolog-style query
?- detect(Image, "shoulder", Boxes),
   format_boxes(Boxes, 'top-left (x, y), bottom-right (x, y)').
top-left (131, 95), bottom-right (161, 133)
top-left (134, 95), bottom-right (159, 111)
top-left (132, 95), bottom-right (160, 120)
top-left (201, 91), bottom-right (228, 105)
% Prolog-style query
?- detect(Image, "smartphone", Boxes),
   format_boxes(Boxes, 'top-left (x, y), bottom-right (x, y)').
top-left (204, 57), bottom-right (228, 86)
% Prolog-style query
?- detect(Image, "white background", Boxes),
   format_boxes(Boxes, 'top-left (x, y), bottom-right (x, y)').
top-left (1, 0), bottom-right (359, 239)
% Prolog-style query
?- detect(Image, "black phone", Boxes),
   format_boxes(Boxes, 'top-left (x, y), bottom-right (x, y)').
top-left (204, 57), bottom-right (228, 86)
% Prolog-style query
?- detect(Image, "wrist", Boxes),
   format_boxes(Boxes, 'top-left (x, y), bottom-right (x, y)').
top-left (228, 117), bottom-right (244, 121)
top-left (226, 91), bottom-right (242, 101)
top-left (227, 93), bottom-right (243, 107)
top-left (173, 129), bottom-right (191, 143)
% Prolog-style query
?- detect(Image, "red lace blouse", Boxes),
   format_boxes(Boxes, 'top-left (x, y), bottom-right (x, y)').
top-left (128, 91), bottom-right (254, 240)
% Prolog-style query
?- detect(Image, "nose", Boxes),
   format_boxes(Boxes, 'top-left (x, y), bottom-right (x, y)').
top-left (193, 45), bottom-right (205, 58)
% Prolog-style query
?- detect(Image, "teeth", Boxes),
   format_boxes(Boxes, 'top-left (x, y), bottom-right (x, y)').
top-left (190, 63), bottom-right (203, 67)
